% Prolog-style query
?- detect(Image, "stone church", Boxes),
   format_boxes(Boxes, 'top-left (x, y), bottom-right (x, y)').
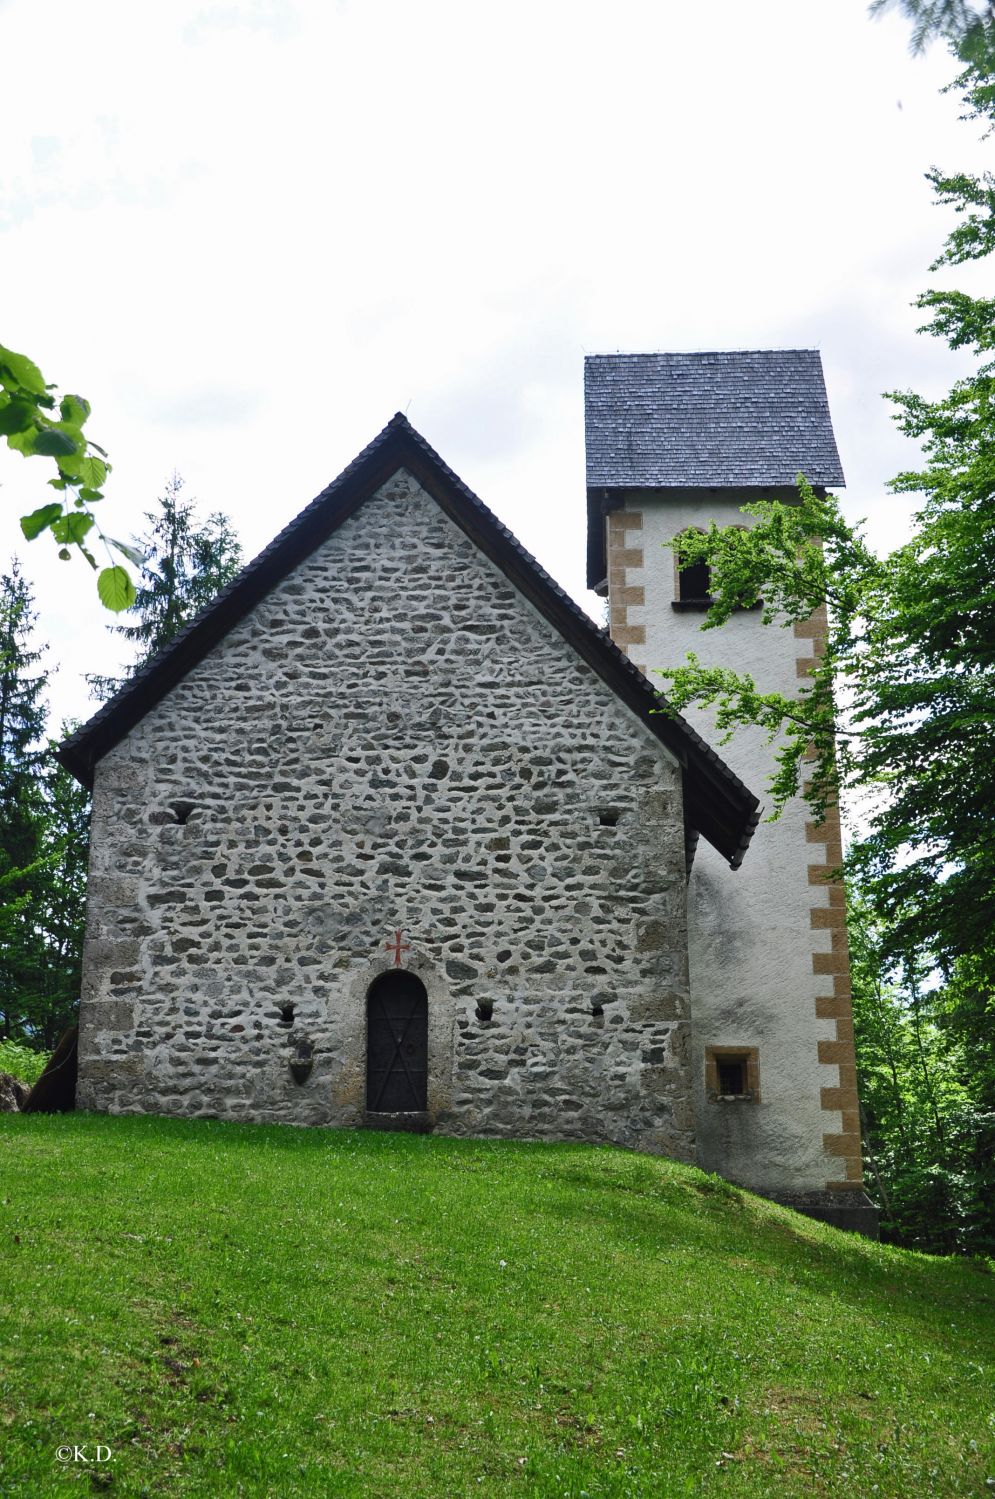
top-left (60, 349), bottom-right (876, 1234)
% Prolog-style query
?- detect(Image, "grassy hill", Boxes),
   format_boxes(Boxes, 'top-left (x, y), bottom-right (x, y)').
top-left (0, 1115), bottom-right (992, 1497)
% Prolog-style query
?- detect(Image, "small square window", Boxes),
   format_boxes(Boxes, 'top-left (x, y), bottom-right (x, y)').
top-left (705, 1046), bottom-right (760, 1103)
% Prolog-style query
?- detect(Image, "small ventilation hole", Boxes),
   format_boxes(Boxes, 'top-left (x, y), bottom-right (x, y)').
top-left (277, 1002), bottom-right (295, 1027)
top-left (170, 800), bottom-right (197, 826)
top-left (475, 1000), bottom-right (494, 1023)
top-left (598, 809), bottom-right (619, 828)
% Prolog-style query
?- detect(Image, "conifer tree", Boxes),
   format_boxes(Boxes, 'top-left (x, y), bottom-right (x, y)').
top-left (0, 572), bottom-right (92, 1049)
top-left (0, 563), bottom-right (50, 1039)
top-left (90, 473), bottom-right (243, 699)
top-left (32, 748), bottom-right (91, 1048)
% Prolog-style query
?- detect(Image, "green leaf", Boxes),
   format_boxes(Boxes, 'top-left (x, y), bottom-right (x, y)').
top-left (109, 538), bottom-right (145, 568)
top-left (31, 427), bottom-right (80, 458)
top-left (68, 513), bottom-right (95, 543)
top-left (47, 477), bottom-right (68, 490)
top-left (58, 548), bottom-right (71, 561)
top-left (97, 565), bottom-right (136, 612)
top-left (0, 345), bottom-right (47, 397)
top-left (59, 393), bottom-right (90, 426)
top-left (19, 503), bottom-right (64, 540)
top-left (51, 513), bottom-right (95, 545)
top-left (6, 425), bottom-right (38, 454)
top-left (67, 454), bottom-right (108, 489)
top-left (0, 398), bottom-right (37, 436)
top-left (78, 487), bottom-right (104, 502)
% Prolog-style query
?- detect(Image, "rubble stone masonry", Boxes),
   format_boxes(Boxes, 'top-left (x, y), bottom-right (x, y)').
top-left (78, 469), bottom-right (694, 1157)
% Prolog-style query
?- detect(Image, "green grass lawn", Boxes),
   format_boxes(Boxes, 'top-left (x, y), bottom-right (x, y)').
top-left (0, 1115), bottom-right (992, 1498)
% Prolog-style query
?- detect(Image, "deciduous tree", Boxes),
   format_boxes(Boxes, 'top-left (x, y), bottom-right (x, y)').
top-left (0, 344), bottom-right (136, 612)
top-left (657, 19), bottom-right (995, 1247)
top-left (870, 0), bottom-right (994, 53)
top-left (658, 22), bottom-right (995, 991)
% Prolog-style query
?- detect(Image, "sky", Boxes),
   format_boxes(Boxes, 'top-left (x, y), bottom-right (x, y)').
top-left (1, 0), bottom-right (989, 731)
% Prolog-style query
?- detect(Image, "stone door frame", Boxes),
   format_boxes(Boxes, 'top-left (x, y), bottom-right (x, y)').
top-left (344, 950), bottom-right (455, 1128)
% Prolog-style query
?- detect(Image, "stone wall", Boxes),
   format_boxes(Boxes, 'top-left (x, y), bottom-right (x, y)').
top-left (79, 468), bottom-right (694, 1157)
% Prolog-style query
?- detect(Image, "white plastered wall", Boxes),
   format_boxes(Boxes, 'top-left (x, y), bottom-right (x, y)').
top-left (607, 488), bottom-right (843, 1195)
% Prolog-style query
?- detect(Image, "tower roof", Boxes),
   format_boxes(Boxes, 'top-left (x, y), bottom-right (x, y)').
top-left (584, 349), bottom-right (845, 589)
top-left (585, 349), bottom-right (845, 491)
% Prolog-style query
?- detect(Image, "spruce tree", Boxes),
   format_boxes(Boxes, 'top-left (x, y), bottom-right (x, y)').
top-left (90, 473), bottom-right (243, 699)
top-left (32, 746), bottom-right (91, 1048)
top-left (0, 562), bottom-right (50, 1039)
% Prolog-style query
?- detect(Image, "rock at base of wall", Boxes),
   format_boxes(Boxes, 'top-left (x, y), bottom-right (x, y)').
top-left (0, 1073), bottom-right (30, 1112)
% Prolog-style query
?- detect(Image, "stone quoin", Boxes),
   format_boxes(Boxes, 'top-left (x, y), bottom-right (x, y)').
top-left (61, 351), bottom-right (878, 1236)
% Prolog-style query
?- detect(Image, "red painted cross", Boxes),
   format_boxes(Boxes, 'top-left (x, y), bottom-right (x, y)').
top-left (385, 929), bottom-right (411, 967)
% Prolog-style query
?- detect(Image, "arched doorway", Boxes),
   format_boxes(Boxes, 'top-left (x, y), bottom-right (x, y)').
top-left (366, 971), bottom-right (428, 1112)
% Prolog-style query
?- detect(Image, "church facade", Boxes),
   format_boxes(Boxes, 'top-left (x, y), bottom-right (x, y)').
top-left (62, 351), bottom-right (877, 1234)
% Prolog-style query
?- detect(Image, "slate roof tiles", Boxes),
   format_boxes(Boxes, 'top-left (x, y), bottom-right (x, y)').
top-left (585, 349), bottom-right (845, 490)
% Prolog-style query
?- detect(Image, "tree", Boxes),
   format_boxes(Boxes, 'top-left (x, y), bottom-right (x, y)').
top-left (870, 0), bottom-right (995, 53)
top-left (849, 889), bottom-right (992, 1253)
top-left (657, 24), bottom-right (995, 992)
top-left (89, 473), bottom-right (243, 700)
top-left (0, 343), bottom-right (137, 612)
top-left (32, 748), bottom-right (91, 1049)
top-left (0, 567), bottom-right (91, 1049)
top-left (0, 562), bottom-right (52, 1040)
top-left (656, 20), bottom-right (995, 1247)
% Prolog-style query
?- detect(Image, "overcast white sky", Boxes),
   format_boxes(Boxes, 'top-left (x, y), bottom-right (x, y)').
top-left (1, 0), bottom-right (989, 731)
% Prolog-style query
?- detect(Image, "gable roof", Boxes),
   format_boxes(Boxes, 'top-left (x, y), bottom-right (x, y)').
top-left (59, 415), bottom-right (760, 867)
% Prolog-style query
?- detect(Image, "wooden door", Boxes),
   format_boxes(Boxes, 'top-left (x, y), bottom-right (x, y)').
top-left (366, 971), bottom-right (428, 1112)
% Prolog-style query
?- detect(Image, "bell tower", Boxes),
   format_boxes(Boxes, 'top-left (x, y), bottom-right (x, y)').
top-left (585, 349), bottom-right (877, 1235)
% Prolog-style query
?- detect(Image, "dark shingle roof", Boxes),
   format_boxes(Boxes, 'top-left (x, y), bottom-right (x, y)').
top-left (59, 415), bottom-right (760, 868)
top-left (585, 349), bottom-right (845, 490)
